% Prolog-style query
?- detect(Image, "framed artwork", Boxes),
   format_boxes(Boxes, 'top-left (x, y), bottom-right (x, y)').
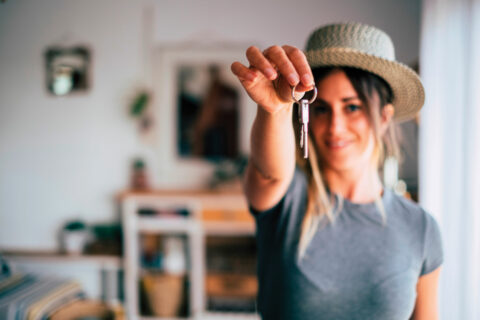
top-left (45, 46), bottom-right (91, 96)
top-left (152, 45), bottom-right (256, 187)
top-left (176, 63), bottom-right (239, 160)
top-left (154, 45), bottom-right (255, 166)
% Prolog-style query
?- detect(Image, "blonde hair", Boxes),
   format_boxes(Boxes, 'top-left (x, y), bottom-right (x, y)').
top-left (295, 67), bottom-right (400, 260)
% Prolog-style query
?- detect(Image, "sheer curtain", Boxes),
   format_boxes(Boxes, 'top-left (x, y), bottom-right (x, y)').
top-left (419, 0), bottom-right (480, 319)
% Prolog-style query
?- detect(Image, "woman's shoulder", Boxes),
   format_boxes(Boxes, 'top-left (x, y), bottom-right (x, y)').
top-left (386, 190), bottom-right (424, 214)
top-left (385, 189), bottom-right (441, 234)
top-left (386, 190), bottom-right (443, 272)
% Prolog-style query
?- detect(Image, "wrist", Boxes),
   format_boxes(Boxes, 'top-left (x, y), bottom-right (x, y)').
top-left (257, 102), bottom-right (293, 117)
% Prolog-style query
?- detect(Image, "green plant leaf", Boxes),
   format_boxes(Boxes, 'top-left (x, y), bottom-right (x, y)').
top-left (130, 92), bottom-right (149, 117)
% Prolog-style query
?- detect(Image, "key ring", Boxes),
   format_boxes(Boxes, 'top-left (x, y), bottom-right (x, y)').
top-left (291, 85), bottom-right (317, 103)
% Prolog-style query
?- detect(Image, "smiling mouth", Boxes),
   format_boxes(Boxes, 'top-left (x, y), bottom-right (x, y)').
top-left (325, 140), bottom-right (351, 149)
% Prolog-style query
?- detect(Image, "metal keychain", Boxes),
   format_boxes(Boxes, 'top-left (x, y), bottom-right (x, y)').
top-left (292, 85), bottom-right (317, 158)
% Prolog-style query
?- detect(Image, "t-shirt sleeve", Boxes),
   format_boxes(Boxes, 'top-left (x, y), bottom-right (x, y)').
top-left (248, 167), bottom-right (307, 220)
top-left (249, 193), bottom-right (286, 218)
top-left (420, 213), bottom-right (444, 276)
top-left (247, 167), bottom-right (308, 252)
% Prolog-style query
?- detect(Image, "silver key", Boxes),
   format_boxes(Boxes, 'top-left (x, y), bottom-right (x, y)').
top-left (292, 85), bottom-right (317, 158)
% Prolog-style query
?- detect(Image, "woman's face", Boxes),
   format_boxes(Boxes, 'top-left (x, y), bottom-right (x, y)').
top-left (310, 69), bottom-right (380, 173)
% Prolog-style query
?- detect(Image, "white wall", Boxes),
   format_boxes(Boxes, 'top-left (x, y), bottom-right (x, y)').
top-left (153, 0), bottom-right (420, 64)
top-left (0, 0), bottom-right (421, 250)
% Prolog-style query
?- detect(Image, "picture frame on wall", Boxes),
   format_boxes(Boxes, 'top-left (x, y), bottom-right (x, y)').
top-left (153, 44), bottom-right (256, 187)
top-left (44, 45), bottom-right (91, 96)
top-left (176, 63), bottom-right (239, 161)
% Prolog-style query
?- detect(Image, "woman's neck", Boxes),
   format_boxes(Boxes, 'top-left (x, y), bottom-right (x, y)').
top-left (323, 164), bottom-right (383, 203)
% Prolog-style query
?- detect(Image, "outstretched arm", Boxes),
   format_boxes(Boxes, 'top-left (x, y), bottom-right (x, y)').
top-left (231, 45), bottom-right (314, 211)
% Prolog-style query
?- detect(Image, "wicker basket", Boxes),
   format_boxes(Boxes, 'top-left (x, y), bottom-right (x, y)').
top-left (141, 272), bottom-right (185, 317)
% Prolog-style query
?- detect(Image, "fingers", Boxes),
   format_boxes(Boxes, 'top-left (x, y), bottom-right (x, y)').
top-left (282, 45), bottom-right (314, 91)
top-left (232, 45), bottom-right (315, 98)
top-left (263, 45), bottom-right (299, 86)
top-left (246, 46), bottom-right (278, 81)
top-left (231, 61), bottom-right (256, 82)
top-left (257, 45), bottom-right (314, 90)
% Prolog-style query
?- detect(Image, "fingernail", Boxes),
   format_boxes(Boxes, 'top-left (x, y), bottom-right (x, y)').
top-left (265, 68), bottom-right (276, 79)
top-left (287, 73), bottom-right (299, 85)
top-left (246, 71), bottom-right (256, 81)
top-left (302, 74), bottom-right (314, 86)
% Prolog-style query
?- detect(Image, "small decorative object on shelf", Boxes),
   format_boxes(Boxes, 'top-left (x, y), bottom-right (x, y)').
top-left (83, 223), bottom-right (122, 256)
top-left (60, 219), bottom-right (91, 255)
top-left (130, 158), bottom-right (150, 191)
top-left (163, 235), bottom-right (187, 274)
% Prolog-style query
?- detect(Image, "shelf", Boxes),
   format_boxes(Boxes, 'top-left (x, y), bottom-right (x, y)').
top-left (137, 217), bottom-right (200, 233)
top-left (203, 222), bottom-right (254, 236)
top-left (137, 219), bottom-right (255, 235)
top-left (2, 251), bottom-right (121, 268)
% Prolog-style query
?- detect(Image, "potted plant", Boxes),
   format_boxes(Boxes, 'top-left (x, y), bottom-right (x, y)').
top-left (61, 220), bottom-right (90, 255)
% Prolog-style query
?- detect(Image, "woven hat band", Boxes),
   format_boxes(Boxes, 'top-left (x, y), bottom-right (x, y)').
top-left (305, 23), bottom-right (396, 62)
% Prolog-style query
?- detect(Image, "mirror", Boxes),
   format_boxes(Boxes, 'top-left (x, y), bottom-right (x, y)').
top-left (45, 46), bottom-right (91, 96)
top-left (177, 64), bottom-right (240, 161)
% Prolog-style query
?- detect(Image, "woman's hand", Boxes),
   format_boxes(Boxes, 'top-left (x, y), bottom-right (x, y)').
top-left (231, 45), bottom-right (315, 113)
top-left (232, 46), bottom-right (312, 210)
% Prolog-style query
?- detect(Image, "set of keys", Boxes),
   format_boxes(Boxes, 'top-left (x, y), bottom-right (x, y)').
top-left (292, 85), bottom-right (318, 158)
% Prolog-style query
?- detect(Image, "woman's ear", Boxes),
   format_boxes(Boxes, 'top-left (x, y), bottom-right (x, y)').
top-left (380, 104), bottom-right (395, 134)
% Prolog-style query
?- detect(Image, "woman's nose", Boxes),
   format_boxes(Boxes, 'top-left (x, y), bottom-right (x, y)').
top-left (328, 111), bottom-right (347, 134)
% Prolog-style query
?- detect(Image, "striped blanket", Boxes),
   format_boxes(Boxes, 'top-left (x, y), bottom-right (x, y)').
top-left (0, 273), bottom-right (85, 320)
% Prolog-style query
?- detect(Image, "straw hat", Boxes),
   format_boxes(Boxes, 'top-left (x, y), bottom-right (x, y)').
top-left (305, 22), bottom-right (424, 122)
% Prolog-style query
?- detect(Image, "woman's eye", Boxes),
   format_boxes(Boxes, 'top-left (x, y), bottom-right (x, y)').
top-left (346, 104), bottom-right (362, 112)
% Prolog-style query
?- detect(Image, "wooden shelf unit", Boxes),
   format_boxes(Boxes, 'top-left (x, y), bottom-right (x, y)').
top-left (120, 190), bottom-right (258, 320)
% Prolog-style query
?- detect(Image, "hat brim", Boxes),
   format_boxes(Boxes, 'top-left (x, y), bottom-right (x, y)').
top-left (306, 48), bottom-right (424, 122)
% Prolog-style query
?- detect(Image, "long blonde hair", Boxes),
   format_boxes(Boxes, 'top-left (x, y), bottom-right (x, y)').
top-left (295, 67), bottom-right (400, 260)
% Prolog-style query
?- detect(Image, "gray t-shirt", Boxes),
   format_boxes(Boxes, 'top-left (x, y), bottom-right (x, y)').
top-left (251, 168), bottom-right (443, 320)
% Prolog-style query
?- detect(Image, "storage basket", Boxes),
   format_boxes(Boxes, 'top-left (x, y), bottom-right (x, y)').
top-left (141, 272), bottom-right (185, 317)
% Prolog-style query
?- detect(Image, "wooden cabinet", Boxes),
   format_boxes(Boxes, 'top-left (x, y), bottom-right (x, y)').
top-left (120, 190), bottom-right (259, 320)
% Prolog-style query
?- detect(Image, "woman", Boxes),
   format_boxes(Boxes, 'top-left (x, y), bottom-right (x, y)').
top-left (231, 23), bottom-right (443, 320)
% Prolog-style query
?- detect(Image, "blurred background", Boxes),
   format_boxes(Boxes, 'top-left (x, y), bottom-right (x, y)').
top-left (0, 0), bottom-right (478, 319)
